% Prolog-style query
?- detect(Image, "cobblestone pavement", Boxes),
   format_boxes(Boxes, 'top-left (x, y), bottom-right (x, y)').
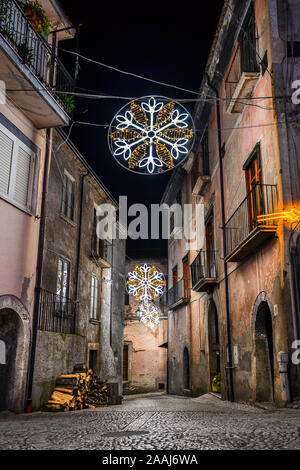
top-left (0, 394), bottom-right (300, 450)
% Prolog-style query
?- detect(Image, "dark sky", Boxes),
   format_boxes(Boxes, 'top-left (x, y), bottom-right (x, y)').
top-left (58, 1), bottom-right (224, 257)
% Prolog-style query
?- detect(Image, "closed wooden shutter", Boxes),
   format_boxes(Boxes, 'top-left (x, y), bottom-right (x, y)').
top-left (0, 129), bottom-right (13, 196)
top-left (13, 146), bottom-right (32, 208)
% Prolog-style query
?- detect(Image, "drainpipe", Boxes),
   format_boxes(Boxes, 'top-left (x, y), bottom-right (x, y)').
top-left (26, 128), bottom-right (52, 412)
top-left (206, 75), bottom-right (234, 402)
top-left (74, 172), bottom-right (88, 308)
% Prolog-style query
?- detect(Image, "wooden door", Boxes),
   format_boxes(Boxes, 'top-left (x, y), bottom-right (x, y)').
top-left (182, 258), bottom-right (189, 298)
top-left (245, 146), bottom-right (264, 230)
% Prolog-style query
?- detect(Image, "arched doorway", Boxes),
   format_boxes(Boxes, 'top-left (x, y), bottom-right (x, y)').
top-left (183, 347), bottom-right (190, 390)
top-left (208, 300), bottom-right (221, 391)
top-left (0, 309), bottom-right (22, 410)
top-left (255, 301), bottom-right (274, 402)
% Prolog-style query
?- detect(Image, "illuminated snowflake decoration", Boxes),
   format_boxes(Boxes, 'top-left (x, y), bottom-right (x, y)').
top-left (137, 300), bottom-right (161, 331)
top-left (126, 264), bottom-right (166, 303)
top-left (108, 96), bottom-right (195, 175)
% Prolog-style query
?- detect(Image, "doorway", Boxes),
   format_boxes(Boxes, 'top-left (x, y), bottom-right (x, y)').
top-left (208, 301), bottom-right (221, 391)
top-left (123, 344), bottom-right (129, 381)
top-left (183, 347), bottom-right (190, 390)
top-left (0, 309), bottom-right (21, 410)
top-left (88, 349), bottom-right (98, 373)
top-left (255, 301), bottom-right (274, 402)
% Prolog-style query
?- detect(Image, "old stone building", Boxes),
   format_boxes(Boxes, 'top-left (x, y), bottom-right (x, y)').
top-left (164, 0), bottom-right (300, 406)
top-left (0, 0), bottom-right (74, 412)
top-left (30, 129), bottom-right (126, 410)
top-left (123, 257), bottom-right (167, 395)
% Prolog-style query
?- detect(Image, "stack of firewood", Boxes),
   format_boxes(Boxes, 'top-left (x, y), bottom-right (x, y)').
top-left (42, 364), bottom-right (108, 412)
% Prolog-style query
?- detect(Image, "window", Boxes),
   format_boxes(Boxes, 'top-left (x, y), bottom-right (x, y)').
top-left (56, 258), bottom-right (70, 311)
top-left (90, 274), bottom-right (100, 320)
top-left (92, 207), bottom-right (113, 262)
top-left (0, 125), bottom-right (35, 211)
top-left (245, 144), bottom-right (264, 230)
top-left (124, 292), bottom-right (130, 306)
top-left (61, 171), bottom-right (75, 220)
top-left (239, 4), bottom-right (259, 73)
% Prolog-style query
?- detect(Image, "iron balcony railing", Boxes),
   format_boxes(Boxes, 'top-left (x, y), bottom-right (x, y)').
top-left (37, 288), bottom-right (77, 334)
top-left (167, 278), bottom-right (189, 308)
top-left (191, 250), bottom-right (217, 289)
top-left (0, 0), bottom-right (74, 109)
top-left (225, 38), bottom-right (259, 101)
top-left (224, 184), bottom-right (278, 258)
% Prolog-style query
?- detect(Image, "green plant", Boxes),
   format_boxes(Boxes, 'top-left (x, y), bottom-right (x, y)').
top-left (57, 92), bottom-right (76, 114)
top-left (17, 42), bottom-right (34, 63)
top-left (21, 1), bottom-right (52, 36)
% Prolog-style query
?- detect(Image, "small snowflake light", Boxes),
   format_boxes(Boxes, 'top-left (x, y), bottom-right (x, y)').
top-left (108, 96), bottom-right (195, 175)
top-left (137, 300), bottom-right (161, 331)
top-left (126, 263), bottom-right (166, 302)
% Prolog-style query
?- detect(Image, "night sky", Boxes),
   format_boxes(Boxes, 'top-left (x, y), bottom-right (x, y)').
top-left (58, 1), bottom-right (224, 257)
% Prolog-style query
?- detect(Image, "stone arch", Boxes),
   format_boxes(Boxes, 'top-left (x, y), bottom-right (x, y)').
top-left (251, 292), bottom-right (274, 403)
top-left (0, 295), bottom-right (31, 412)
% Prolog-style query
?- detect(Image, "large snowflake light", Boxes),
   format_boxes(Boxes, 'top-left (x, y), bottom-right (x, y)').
top-left (126, 264), bottom-right (166, 302)
top-left (137, 301), bottom-right (161, 331)
top-left (108, 96), bottom-right (195, 175)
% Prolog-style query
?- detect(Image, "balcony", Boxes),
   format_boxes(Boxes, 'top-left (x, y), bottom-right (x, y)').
top-left (37, 288), bottom-right (77, 334)
top-left (225, 41), bottom-right (260, 114)
top-left (91, 237), bottom-right (113, 268)
top-left (167, 278), bottom-right (189, 310)
top-left (191, 250), bottom-right (217, 292)
top-left (224, 184), bottom-right (278, 263)
top-left (0, 0), bottom-right (74, 127)
top-left (192, 175), bottom-right (211, 197)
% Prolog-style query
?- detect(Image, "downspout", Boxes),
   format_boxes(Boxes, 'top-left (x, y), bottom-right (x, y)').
top-left (26, 128), bottom-right (52, 412)
top-left (206, 75), bottom-right (235, 402)
top-left (74, 172), bottom-right (88, 309)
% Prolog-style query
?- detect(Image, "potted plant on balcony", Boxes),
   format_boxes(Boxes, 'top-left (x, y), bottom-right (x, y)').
top-left (57, 92), bottom-right (76, 114)
top-left (20, 1), bottom-right (51, 36)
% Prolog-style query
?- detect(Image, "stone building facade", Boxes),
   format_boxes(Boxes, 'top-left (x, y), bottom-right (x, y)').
top-left (164, 0), bottom-right (300, 406)
top-left (31, 129), bottom-right (126, 410)
top-left (123, 257), bottom-right (167, 395)
top-left (0, 0), bottom-right (74, 412)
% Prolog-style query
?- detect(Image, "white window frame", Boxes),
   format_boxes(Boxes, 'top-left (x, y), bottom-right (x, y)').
top-left (61, 169), bottom-right (75, 220)
top-left (90, 274), bottom-right (100, 320)
top-left (0, 122), bottom-right (35, 213)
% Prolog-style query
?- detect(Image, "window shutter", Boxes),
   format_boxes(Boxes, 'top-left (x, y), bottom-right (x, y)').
top-left (13, 146), bottom-right (32, 208)
top-left (0, 129), bottom-right (13, 196)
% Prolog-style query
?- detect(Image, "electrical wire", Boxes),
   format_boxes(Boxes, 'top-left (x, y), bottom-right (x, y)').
top-left (59, 48), bottom-right (199, 96)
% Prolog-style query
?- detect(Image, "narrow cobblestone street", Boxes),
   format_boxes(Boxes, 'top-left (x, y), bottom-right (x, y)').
top-left (1, 394), bottom-right (299, 450)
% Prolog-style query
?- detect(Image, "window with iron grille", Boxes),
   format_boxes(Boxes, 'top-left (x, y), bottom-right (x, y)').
top-left (56, 257), bottom-right (70, 311)
top-left (90, 274), bottom-right (100, 320)
top-left (61, 171), bottom-right (75, 220)
top-left (0, 123), bottom-right (35, 212)
top-left (239, 4), bottom-right (259, 73)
